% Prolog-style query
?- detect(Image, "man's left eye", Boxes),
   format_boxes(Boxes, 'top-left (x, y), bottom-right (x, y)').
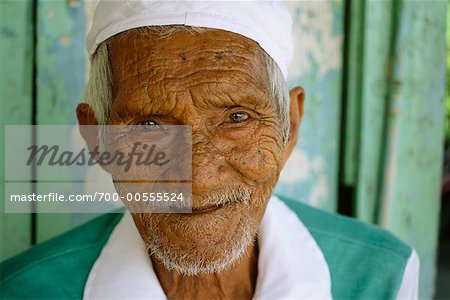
top-left (226, 112), bottom-right (249, 123)
top-left (136, 120), bottom-right (168, 132)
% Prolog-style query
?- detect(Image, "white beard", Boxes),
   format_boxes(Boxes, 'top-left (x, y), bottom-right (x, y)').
top-left (145, 215), bottom-right (255, 276)
top-left (141, 187), bottom-right (257, 276)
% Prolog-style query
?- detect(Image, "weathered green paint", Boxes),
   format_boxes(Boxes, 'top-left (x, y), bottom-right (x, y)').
top-left (36, 0), bottom-right (86, 125)
top-left (342, 0), bottom-right (447, 297)
top-left (35, 0), bottom-right (87, 243)
top-left (355, 0), bottom-right (394, 223)
top-left (342, 0), bottom-right (364, 186)
top-left (276, 1), bottom-right (344, 212)
top-left (0, 0), bottom-right (33, 260)
top-left (379, 1), bottom-right (447, 298)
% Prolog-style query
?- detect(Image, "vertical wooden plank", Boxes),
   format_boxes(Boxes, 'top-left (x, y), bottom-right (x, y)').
top-left (355, 0), bottom-right (394, 223)
top-left (276, 0), bottom-right (344, 212)
top-left (0, 0), bottom-right (33, 260)
top-left (379, 1), bottom-right (447, 298)
top-left (35, 0), bottom-right (87, 242)
top-left (341, 0), bottom-right (364, 186)
top-left (37, 0), bottom-right (86, 125)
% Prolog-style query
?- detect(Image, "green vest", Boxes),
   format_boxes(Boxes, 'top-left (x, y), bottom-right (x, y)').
top-left (0, 196), bottom-right (412, 299)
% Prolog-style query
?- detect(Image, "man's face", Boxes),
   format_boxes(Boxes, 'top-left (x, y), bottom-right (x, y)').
top-left (107, 28), bottom-right (286, 274)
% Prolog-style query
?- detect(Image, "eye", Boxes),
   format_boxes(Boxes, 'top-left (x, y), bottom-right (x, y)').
top-left (226, 112), bottom-right (249, 123)
top-left (142, 120), bottom-right (157, 126)
top-left (138, 120), bottom-right (168, 132)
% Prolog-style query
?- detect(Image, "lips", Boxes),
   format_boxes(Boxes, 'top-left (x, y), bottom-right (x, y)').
top-left (190, 203), bottom-right (226, 214)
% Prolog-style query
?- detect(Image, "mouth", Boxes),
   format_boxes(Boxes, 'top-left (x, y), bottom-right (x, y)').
top-left (190, 203), bottom-right (226, 214)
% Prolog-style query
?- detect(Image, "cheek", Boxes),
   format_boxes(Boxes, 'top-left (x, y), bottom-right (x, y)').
top-left (229, 147), bottom-right (278, 183)
top-left (222, 130), bottom-right (284, 185)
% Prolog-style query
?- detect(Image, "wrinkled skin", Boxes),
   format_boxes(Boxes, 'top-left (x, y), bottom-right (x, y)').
top-left (77, 28), bottom-right (304, 300)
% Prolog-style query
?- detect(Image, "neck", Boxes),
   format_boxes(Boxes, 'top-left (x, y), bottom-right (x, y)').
top-left (151, 243), bottom-right (259, 300)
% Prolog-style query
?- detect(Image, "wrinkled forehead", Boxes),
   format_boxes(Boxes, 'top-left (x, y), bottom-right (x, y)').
top-left (106, 27), bottom-right (271, 97)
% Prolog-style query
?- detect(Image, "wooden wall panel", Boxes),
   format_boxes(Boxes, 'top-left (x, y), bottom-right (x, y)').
top-left (355, 0), bottom-right (394, 223)
top-left (276, 1), bottom-right (344, 212)
top-left (379, 1), bottom-right (447, 298)
top-left (0, 0), bottom-right (33, 260)
top-left (342, 0), bottom-right (364, 187)
top-left (343, 0), bottom-right (447, 297)
top-left (35, 0), bottom-right (88, 243)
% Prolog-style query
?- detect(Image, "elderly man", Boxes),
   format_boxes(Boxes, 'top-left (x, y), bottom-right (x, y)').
top-left (1, 1), bottom-right (419, 299)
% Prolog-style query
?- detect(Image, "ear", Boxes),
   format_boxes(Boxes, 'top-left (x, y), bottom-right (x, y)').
top-left (281, 86), bottom-right (305, 168)
top-left (76, 103), bottom-right (99, 154)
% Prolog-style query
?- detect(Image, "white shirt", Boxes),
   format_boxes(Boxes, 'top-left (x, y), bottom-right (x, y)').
top-left (83, 196), bottom-right (418, 299)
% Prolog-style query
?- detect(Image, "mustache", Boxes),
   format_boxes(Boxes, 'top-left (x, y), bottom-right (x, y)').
top-left (115, 181), bottom-right (252, 213)
top-left (193, 186), bottom-right (252, 208)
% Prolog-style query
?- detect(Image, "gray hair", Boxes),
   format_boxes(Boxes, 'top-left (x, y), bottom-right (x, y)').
top-left (84, 26), bottom-right (290, 144)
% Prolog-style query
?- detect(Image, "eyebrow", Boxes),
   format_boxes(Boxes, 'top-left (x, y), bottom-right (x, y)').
top-left (190, 80), bottom-right (273, 108)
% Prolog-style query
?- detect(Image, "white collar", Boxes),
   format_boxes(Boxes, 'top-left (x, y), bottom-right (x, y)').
top-left (83, 196), bottom-right (332, 299)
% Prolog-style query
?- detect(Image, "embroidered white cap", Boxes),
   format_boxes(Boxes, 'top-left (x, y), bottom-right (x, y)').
top-left (86, 0), bottom-right (294, 79)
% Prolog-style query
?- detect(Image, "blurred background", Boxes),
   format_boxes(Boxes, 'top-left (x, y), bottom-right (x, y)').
top-left (0, 0), bottom-right (448, 298)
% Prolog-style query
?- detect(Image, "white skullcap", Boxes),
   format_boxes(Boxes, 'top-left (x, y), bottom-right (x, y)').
top-left (87, 1), bottom-right (294, 79)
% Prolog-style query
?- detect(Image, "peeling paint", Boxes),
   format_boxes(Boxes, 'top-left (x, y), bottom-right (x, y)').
top-left (279, 148), bottom-right (310, 183)
top-left (286, 1), bottom-right (343, 79)
top-left (275, 1), bottom-right (343, 212)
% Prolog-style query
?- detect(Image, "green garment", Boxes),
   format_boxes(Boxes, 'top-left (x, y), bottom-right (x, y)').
top-left (0, 196), bottom-right (412, 299)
